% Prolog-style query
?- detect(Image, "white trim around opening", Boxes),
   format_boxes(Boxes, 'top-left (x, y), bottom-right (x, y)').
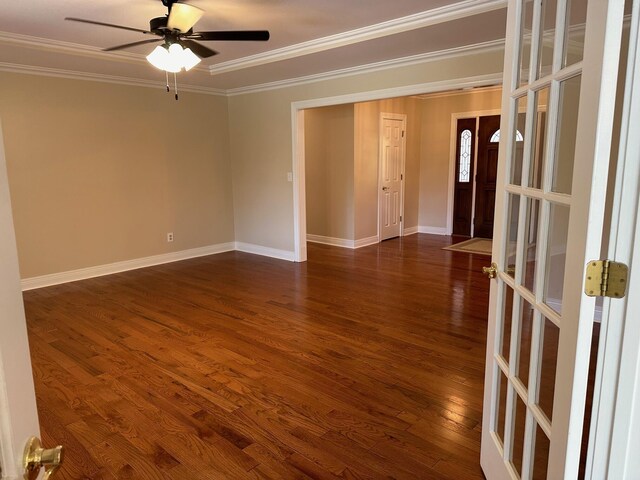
top-left (291, 72), bottom-right (504, 262)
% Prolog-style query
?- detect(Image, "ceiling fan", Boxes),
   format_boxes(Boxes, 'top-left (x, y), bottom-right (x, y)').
top-left (66, 0), bottom-right (270, 98)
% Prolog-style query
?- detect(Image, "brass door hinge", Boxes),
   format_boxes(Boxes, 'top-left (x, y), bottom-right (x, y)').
top-left (585, 260), bottom-right (628, 298)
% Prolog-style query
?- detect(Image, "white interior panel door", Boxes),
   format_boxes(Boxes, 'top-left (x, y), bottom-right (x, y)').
top-left (379, 114), bottom-right (406, 241)
top-left (480, 0), bottom-right (625, 479)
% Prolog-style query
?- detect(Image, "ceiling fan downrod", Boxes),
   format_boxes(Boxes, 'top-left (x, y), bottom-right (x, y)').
top-left (161, 0), bottom-right (177, 12)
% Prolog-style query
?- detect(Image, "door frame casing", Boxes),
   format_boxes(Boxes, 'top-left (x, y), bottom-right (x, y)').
top-left (586, 1), bottom-right (640, 475)
top-left (378, 113), bottom-right (407, 242)
top-left (447, 109), bottom-right (502, 236)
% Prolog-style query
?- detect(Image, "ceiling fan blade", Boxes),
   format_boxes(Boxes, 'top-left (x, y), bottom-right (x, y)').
top-left (167, 3), bottom-right (204, 33)
top-left (103, 39), bottom-right (162, 52)
top-left (187, 30), bottom-right (270, 41)
top-left (180, 39), bottom-right (219, 58)
top-left (65, 17), bottom-right (153, 35)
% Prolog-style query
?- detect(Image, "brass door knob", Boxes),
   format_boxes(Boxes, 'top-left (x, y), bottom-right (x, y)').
top-left (482, 262), bottom-right (498, 279)
top-left (24, 436), bottom-right (64, 480)
top-left (382, 186), bottom-right (390, 191)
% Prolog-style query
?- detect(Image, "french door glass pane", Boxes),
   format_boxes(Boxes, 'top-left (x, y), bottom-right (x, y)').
top-left (511, 96), bottom-right (529, 185)
top-left (496, 369), bottom-right (510, 446)
top-left (529, 88), bottom-right (550, 189)
top-left (512, 393), bottom-right (528, 476)
top-left (538, 0), bottom-right (558, 78)
top-left (552, 75), bottom-right (582, 194)
top-left (519, 0), bottom-right (535, 86)
top-left (501, 286), bottom-right (516, 362)
top-left (538, 317), bottom-right (560, 421)
top-left (563, 0), bottom-right (588, 67)
top-left (532, 423), bottom-right (551, 479)
top-left (505, 194), bottom-right (521, 279)
top-left (523, 198), bottom-right (541, 293)
top-left (517, 299), bottom-right (535, 388)
top-left (544, 203), bottom-right (570, 313)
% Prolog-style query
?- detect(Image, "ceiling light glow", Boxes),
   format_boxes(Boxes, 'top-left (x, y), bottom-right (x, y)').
top-left (146, 43), bottom-right (201, 72)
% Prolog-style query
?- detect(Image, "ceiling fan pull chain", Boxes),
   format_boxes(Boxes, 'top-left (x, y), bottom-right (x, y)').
top-left (174, 73), bottom-right (179, 101)
top-left (165, 71), bottom-right (170, 93)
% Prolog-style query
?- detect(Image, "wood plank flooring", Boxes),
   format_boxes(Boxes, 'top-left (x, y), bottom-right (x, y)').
top-left (24, 234), bottom-right (491, 479)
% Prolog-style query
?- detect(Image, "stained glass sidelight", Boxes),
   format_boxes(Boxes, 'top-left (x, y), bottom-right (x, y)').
top-left (459, 129), bottom-right (472, 182)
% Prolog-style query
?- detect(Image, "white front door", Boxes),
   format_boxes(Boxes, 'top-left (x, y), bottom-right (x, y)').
top-left (0, 122), bottom-right (41, 479)
top-left (379, 114), bottom-right (406, 241)
top-left (480, 0), bottom-right (625, 479)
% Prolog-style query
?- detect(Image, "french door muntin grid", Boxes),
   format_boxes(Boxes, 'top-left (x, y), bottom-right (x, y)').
top-left (490, 0), bottom-right (583, 477)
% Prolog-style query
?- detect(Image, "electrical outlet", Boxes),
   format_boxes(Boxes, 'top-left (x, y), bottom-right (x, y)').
top-left (167, 232), bottom-right (174, 242)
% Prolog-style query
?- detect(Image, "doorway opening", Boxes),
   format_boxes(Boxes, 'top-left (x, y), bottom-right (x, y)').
top-left (291, 75), bottom-right (504, 262)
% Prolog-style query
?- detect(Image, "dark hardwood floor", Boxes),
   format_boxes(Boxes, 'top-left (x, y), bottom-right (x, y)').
top-left (24, 234), bottom-right (491, 479)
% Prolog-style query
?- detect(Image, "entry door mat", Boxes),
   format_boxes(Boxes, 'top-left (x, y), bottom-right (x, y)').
top-left (443, 238), bottom-right (492, 256)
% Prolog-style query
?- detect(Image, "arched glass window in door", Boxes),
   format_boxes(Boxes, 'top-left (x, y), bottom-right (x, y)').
top-left (458, 129), bottom-right (472, 182)
top-left (490, 129), bottom-right (524, 143)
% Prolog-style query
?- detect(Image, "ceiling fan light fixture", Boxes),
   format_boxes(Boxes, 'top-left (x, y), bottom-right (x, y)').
top-left (167, 3), bottom-right (204, 33)
top-left (147, 44), bottom-right (180, 72)
top-left (167, 43), bottom-right (197, 71)
top-left (146, 43), bottom-right (201, 72)
top-left (181, 47), bottom-right (201, 71)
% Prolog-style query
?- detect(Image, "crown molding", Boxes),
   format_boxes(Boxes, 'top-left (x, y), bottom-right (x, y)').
top-left (226, 39), bottom-right (505, 96)
top-left (290, 73), bottom-right (504, 112)
top-left (0, 36), bottom-right (504, 97)
top-left (0, 31), bottom-right (139, 62)
top-left (208, 0), bottom-right (507, 76)
top-left (412, 84), bottom-right (503, 100)
top-left (0, 62), bottom-right (226, 96)
top-left (0, 37), bottom-right (504, 98)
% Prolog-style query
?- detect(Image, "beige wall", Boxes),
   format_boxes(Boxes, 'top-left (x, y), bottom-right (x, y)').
top-left (304, 104), bottom-right (355, 239)
top-left (0, 73), bottom-right (235, 278)
top-left (228, 49), bottom-right (506, 253)
top-left (1, 49), bottom-right (506, 278)
top-left (418, 87), bottom-right (504, 230)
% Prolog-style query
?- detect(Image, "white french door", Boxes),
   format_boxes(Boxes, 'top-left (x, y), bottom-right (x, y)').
top-left (480, 0), bottom-right (625, 479)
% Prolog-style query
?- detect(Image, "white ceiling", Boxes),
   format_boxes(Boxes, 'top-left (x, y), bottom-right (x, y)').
top-left (0, 0), bottom-right (508, 93)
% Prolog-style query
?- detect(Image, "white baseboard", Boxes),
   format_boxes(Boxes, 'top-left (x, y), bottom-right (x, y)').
top-left (234, 242), bottom-right (296, 261)
top-left (307, 234), bottom-right (354, 248)
top-left (21, 242), bottom-right (236, 291)
top-left (354, 235), bottom-right (379, 249)
top-left (418, 226), bottom-right (449, 235)
top-left (307, 234), bottom-right (380, 249)
top-left (403, 226), bottom-right (419, 236)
